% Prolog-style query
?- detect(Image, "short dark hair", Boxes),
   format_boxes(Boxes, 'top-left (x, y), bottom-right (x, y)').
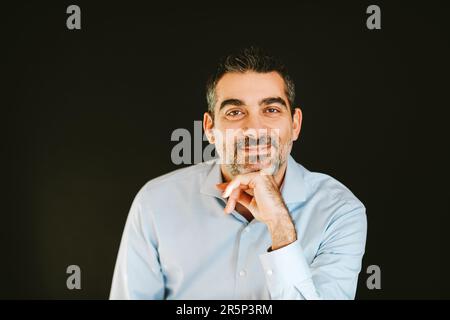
top-left (206, 46), bottom-right (295, 118)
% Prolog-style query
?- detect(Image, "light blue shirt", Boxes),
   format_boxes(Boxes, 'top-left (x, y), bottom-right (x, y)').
top-left (110, 154), bottom-right (367, 300)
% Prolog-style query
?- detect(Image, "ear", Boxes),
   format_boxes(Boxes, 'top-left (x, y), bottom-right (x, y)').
top-left (291, 107), bottom-right (303, 141)
top-left (203, 112), bottom-right (215, 144)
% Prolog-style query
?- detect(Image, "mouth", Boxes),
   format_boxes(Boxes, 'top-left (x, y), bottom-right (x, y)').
top-left (241, 144), bottom-right (272, 154)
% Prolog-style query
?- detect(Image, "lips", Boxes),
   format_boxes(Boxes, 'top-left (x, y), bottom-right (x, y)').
top-left (242, 144), bottom-right (271, 153)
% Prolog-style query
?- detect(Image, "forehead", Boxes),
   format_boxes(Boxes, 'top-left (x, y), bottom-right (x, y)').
top-left (215, 71), bottom-right (287, 105)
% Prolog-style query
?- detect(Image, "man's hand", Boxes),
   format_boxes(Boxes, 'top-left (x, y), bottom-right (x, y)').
top-left (216, 172), bottom-right (297, 250)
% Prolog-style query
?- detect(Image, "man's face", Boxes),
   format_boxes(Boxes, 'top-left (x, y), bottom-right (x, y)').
top-left (204, 71), bottom-right (302, 177)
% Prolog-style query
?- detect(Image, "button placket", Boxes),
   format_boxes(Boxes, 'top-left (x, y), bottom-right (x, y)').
top-left (234, 224), bottom-right (254, 298)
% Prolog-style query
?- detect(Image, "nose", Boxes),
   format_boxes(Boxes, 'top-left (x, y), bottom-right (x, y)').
top-left (241, 113), bottom-right (265, 137)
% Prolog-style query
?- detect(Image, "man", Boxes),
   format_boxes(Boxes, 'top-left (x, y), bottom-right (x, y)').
top-left (110, 46), bottom-right (367, 300)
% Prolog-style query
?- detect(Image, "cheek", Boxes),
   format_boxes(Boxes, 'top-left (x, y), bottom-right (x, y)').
top-left (224, 136), bottom-right (238, 154)
top-left (212, 129), bottom-right (237, 155)
top-left (271, 127), bottom-right (292, 148)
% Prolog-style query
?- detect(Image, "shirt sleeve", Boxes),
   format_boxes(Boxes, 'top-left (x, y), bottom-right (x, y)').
top-left (259, 205), bottom-right (367, 300)
top-left (109, 190), bottom-right (165, 300)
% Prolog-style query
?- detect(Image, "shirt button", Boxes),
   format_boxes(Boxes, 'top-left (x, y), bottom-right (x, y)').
top-left (266, 269), bottom-right (273, 276)
top-left (244, 226), bottom-right (251, 233)
top-left (239, 270), bottom-right (246, 277)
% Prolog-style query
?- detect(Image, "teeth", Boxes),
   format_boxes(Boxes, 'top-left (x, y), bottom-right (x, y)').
top-left (244, 145), bottom-right (270, 149)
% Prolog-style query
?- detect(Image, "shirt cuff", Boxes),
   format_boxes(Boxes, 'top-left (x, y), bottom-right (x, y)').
top-left (259, 239), bottom-right (312, 289)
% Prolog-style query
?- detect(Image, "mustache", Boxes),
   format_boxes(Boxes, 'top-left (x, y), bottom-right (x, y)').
top-left (235, 135), bottom-right (278, 150)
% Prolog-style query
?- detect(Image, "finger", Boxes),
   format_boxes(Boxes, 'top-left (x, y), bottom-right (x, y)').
top-left (224, 198), bottom-right (236, 214)
top-left (217, 182), bottom-right (249, 192)
top-left (215, 183), bottom-right (228, 191)
top-left (236, 191), bottom-right (253, 210)
top-left (216, 182), bottom-right (248, 190)
top-left (224, 187), bottom-right (241, 214)
top-left (222, 179), bottom-right (241, 198)
top-left (222, 174), bottom-right (256, 198)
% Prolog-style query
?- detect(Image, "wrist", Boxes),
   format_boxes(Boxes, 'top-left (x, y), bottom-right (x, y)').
top-left (267, 212), bottom-right (297, 250)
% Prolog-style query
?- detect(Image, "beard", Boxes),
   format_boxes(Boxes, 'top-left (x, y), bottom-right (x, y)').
top-left (221, 134), bottom-right (291, 177)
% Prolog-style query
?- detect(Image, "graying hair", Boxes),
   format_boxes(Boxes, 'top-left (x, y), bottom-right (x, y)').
top-left (206, 46), bottom-right (296, 118)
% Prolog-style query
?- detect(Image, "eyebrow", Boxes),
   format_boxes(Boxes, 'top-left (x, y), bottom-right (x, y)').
top-left (219, 99), bottom-right (245, 111)
top-left (259, 97), bottom-right (287, 108)
top-left (219, 96), bottom-right (288, 111)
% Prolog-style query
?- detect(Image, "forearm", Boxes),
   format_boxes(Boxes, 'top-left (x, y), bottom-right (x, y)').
top-left (267, 210), bottom-right (297, 251)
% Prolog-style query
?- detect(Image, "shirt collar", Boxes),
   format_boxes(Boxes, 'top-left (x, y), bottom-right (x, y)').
top-left (199, 158), bottom-right (224, 199)
top-left (200, 154), bottom-right (306, 204)
top-left (280, 154), bottom-right (307, 204)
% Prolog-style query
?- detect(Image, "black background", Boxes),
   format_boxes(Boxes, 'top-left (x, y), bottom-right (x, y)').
top-left (2, 0), bottom-right (449, 299)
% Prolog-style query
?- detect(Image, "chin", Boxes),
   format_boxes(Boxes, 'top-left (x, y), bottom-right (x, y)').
top-left (240, 165), bottom-right (263, 174)
top-left (241, 158), bottom-right (276, 174)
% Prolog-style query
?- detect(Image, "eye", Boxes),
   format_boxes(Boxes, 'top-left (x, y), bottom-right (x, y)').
top-left (265, 107), bottom-right (281, 113)
top-left (226, 110), bottom-right (244, 117)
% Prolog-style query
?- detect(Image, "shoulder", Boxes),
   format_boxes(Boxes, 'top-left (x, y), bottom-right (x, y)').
top-left (299, 163), bottom-right (367, 227)
top-left (305, 167), bottom-right (363, 206)
top-left (133, 158), bottom-right (216, 203)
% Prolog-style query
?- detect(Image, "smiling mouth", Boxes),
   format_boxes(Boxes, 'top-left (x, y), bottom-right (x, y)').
top-left (241, 144), bottom-right (272, 153)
